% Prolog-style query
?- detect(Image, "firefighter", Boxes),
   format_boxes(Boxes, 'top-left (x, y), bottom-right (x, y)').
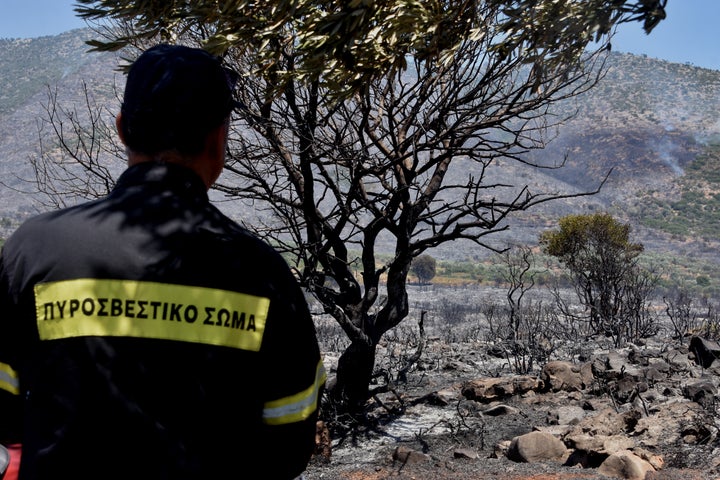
top-left (0, 44), bottom-right (325, 480)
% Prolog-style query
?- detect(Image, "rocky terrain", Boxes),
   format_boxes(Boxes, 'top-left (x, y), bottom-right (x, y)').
top-left (305, 311), bottom-right (720, 480)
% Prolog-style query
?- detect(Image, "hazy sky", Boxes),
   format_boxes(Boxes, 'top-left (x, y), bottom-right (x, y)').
top-left (1, 0), bottom-right (718, 71)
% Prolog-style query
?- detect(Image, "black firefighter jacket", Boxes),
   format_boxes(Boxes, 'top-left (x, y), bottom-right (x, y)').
top-left (0, 162), bottom-right (325, 480)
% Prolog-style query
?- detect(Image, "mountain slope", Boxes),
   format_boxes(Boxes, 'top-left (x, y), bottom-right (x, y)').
top-left (1, 30), bottom-right (719, 268)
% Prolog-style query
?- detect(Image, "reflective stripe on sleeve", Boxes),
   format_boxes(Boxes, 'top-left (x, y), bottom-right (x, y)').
top-left (263, 360), bottom-right (327, 425)
top-left (34, 279), bottom-right (270, 351)
top-left (0, 362), bottom-right (19, 396)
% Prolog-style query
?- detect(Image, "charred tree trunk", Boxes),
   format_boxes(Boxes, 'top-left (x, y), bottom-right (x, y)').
top-left (331, 340), bottom-right (377, 412)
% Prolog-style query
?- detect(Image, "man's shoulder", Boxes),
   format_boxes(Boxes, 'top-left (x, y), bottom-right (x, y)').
top-left (207, 210), bottom-right (292, 269)
top-left (218, 220), bottom-right (284, 260)
top-left (5, 201), bottom-right (101, 246)
top-left (207, 205), bottom-right (266, 243)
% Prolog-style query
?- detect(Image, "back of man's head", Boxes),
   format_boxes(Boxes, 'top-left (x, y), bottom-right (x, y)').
top-left (119, 44), bottom-right (236, 156)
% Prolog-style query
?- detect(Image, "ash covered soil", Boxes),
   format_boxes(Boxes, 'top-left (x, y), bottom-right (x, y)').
top-left (303, 286), bottom-right (720, 480)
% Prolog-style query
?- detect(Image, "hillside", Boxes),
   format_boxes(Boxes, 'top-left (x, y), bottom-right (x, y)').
top-left (0, 29), bottom-right (121, 226)
top-left (1, 29), bottom-right (720, 273)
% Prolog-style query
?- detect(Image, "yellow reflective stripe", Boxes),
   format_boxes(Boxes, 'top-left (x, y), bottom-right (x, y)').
top-left (34, 279), bottom-right (269, 351)
top-left (263, 360), bottom-right (327, 425)
top-left (0, 362), bottom-right (19, 396)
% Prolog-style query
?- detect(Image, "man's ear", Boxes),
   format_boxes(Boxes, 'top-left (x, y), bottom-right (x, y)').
top-left (206, 119), bottom-right (229, 160)
top-left (199, 119), bottom-right (229, 188)
top-left (115, 113), bottom-right (127, 145)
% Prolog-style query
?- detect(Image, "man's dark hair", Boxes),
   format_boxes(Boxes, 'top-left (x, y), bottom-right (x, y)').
top-left (120, 44), bottom-right (237, 156)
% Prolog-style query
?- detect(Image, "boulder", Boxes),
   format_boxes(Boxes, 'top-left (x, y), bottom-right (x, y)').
top-left (683, 379), bottom-right (717, 407)
top-left (453, 447), bottom-right (479, 459)
top-left (482, 404), bottom-right (520, 416)
top-left (547, 405), bottom-right (586, 425)
top-left (507, 431), bottom-right (568, 463)
top-left (613, 374), bottom-right (648, 404)
top-left (565, 433), bottom-right (635, 455)
top-left (598, 450), bottom-right (656, 480)
top-left (540, 361), bottom-right (593, 392)
top-left (461, 376), bottom-right (540, 402)
top-left (634, 401), bottom-right (703, 447)
top-left (393, 446), bottom-right (431, 465)
top-left (568, 407), bottom-right (642, 438)
top-left (689, 336), bottom-right (720, 368)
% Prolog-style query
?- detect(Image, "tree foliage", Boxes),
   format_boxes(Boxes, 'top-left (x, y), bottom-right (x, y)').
top-left (540, 213), bottom-right (643, 273)
top-left (540, 213), bottom-right (656, 345)
top-left (411, 255), bottom-right (437, 285)
top-left (74, 0), bottom-right (667, 95)
top-left (38, 1), bottom-right (668, 411)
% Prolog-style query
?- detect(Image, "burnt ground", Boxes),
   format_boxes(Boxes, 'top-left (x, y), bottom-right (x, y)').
top-left (304, 407), bottom-right (711, 480)
top-left (303, 300), bottom-right (720, 480)
top-left (303, 378), bottom-right (713, 480)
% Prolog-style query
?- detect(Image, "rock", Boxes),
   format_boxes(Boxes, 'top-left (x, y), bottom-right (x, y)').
top-left (665, 351), bottom-right (695, 372)
top-left (632, 447), bottom-right (664, 470)
top-left (598, 450), bottom-right (656, 480)
top-left (634, 401), bottom-right (704, 447)
top-left (482, 404), bottom-right (520, 416)
top-left (442, 359), bottom-right (475, 372)
top-left (628, 347), bottom-right (650, 366)
top-left (393, 446), bottom-right (431, 464)
top-left (606, 351), bottom-right (633, 372)
top-left (417, 386), bottom-right (462, 406)
top-left (581, 398), bottom-right (608, 411)
top-left (568, 407), bottom-right (641, 438)
top-left (533, 424), bottom-right (574, 437)
top-left (540, 361), bottom-right (593, 392)
top-left (593, 351), bottom-right (644, 381)
top-left (547, 405), bottom-right (586, 425)
top-left (683, 379), bottom-right (717, 406)
top-left (647, 358), bottom-right (671, 374)
top-left (453, 447), bottom-right (479, 459)
top-left (689, 336), bottom-right (720, 368)
top-left (487, 344), bottom-right (506, 358)
top-left (643, 365), bottom-right (668, 384)
top-left (492, 440), bottom-right (511, 459)
top-left (461, 376), bottom-right (540, 402)
top-left (456, 399), bottom-right (484, 418)
top-left (680, 418), bottom-right (719, 445)
top-left (613, 374), bottom-right (648, 404)
top-left (565, 433), bottom-right (635, 455)
top-left (507, 431), bottom-right (568, 463)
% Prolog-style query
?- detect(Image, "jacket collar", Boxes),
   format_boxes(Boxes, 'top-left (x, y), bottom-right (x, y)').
top-left (112, 161), bottom-right (209, 201)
